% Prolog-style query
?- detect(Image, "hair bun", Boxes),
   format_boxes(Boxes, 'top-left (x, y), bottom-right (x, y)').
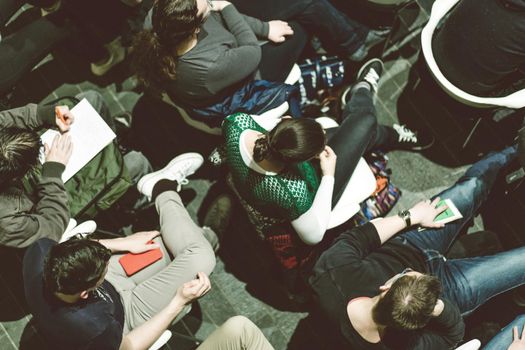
top-left (253, 135), bottom-right (271, 162)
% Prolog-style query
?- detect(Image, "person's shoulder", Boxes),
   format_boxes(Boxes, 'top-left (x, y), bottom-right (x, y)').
top-left (223, 112), bottom-right (255, 130)
top-left (24, 238), bottom-right (56, 260)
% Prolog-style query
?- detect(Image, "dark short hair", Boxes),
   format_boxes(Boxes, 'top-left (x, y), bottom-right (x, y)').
top-left (0, 127), bottom-right (41, 187)
top-left (253, 118), bottom-right (326, 163)
top-left (372, 274), bottom-right (442, 330)
top-left (43, 239), bottom-right (112, 295)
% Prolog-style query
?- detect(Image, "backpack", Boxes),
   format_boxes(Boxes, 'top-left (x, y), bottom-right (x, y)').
top-left (23, 97), bottom-right (132, 219)
top-left (297, 55), bottom-right (346, 108)
top-left (352, 151), bottom-right (401, 225)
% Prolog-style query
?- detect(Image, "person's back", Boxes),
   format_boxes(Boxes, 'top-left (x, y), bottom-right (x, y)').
top-left (223, 113), bottom-right (321, 221)
top-left (23, 238), bottom-right (124, 349)
top-left (433, 0), bottom-right (525, 96)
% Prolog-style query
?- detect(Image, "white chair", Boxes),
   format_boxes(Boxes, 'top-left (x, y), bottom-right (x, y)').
top-left (454, 339), bottom-right (481, 350)
top-left (421, 0), bottom-right (525, 109)
top-left (161, 64), bottom-right (302, 135)
top-left (421, 0), bottom-right (525, 147)
top-left (148, 330), bottom-right (172, 350)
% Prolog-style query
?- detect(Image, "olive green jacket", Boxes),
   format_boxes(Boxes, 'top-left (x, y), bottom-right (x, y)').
top-left (0, 104), bottom-right (69, 247)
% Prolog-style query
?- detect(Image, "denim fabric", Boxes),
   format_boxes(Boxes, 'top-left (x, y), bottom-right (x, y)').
top-left (397, 146), bottom-right (522, 315)
top-left (484, 315), bottom-right (525, 350)
top-left (230, 0), bottom-right (368, 56)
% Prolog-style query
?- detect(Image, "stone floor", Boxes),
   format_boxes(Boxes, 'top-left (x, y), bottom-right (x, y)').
top-left (2, 1), bottom-right (525, 349)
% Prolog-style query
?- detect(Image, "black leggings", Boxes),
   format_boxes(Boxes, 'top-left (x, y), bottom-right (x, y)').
top-left (326, 87), bottom-right (395, 207)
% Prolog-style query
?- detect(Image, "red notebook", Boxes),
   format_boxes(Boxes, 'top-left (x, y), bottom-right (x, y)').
top-left (119, 244), bottom-right (163, 276)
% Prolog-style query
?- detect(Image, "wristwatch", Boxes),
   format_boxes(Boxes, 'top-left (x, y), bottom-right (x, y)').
top-left (398, 210), bottom-right (411, 228)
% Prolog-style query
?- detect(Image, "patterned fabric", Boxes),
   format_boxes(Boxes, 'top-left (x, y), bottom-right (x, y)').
top-left (226, 174), bottom-right (316, 271)
top-left (222, 113), bottom-right (320, 221)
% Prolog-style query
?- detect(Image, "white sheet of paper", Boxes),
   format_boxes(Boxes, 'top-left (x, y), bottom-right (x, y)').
top-left (40, 98), bottom-right (116, 182)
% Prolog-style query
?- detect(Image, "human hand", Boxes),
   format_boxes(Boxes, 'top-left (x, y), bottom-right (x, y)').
top-left (121, 231), bottom-right (161, 254)
top-left (55, 106), bottom-right (74, 133)
top-left (319, 145), bottom-right (337, 177)
top-left (267, 20), bottom-right (293, 43)
top-left (173, 272), bottom-right (211, 305)
top-left (409, 197), bottom-right (448, 228)
top-left (44, 133), bottom-right (73, 165)
top-left (509, 325), bottom-right (525, 350)
top-left (211, 1), bottom-right (230, 11)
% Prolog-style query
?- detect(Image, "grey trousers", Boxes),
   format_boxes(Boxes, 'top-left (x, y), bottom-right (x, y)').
top-left (197, 316), bottom-right (275, 350)
top-left (105, 191), bottom-right (216, 333)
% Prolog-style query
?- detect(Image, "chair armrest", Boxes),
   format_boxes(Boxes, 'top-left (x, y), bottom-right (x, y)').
top-left (148, 330), bottom-right (172, 350)
top-left (454, 339), bottom-right (481, 350)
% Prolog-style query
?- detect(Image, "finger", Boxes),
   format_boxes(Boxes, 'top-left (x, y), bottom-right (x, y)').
top-left (436, 204), bottom-right (448, 215)
top-left (65, 112), bottom-right (75, 125)
top-left (521, 324), bottom-right (525, 339)
top-left (431, 197), bottom-right (441, 207)
top-left (514, 326), bottom-right (519, 341)
top-left (144, 243), bottom-right (161, 251)
top-left (147, 230), bottom-right (161, 239)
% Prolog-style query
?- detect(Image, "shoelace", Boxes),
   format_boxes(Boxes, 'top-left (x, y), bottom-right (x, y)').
top-left (393, 124), bottom-right (418, 143)
top-left (363, 68), bottom-right (380, 92)
top-left (172, 161), bottom-right (194, 191)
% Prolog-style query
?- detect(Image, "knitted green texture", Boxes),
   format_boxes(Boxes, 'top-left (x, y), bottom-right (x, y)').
top-left (223, 113), bottom-right (320, 221)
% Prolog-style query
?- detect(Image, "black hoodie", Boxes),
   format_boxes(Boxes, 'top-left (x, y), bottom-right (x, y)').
top-left (433, 0), bottom-right (525, 96)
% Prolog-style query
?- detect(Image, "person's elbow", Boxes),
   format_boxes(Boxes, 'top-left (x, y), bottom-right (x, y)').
top-left (297, 230), bottom-right (324, 245)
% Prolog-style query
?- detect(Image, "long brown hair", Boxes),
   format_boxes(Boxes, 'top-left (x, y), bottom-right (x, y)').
top-left (131, 0), bottom-right (201, 92)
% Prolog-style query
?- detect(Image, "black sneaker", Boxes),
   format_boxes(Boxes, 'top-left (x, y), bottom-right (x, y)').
top-left (392, 123), bottom-right (435, 151)
top-left (341, 58), bottom-right (384, 107)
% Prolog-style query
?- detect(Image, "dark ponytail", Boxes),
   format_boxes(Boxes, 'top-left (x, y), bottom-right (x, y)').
top-left (253, 118), bottom-right (326, 163)
top-left (131, 0), bottom-right (200, 93)
top-left (253, 135), bottom-right (271, 162)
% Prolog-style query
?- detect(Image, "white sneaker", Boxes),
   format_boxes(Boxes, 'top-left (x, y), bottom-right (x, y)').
top-left (137, 152), bottom-right (204, 200)
top-left (60, 220), bottom-right (97, 242)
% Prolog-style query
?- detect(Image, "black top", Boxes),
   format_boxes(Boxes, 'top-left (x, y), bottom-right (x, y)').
top-left (23, 239), bottom-right (125, 350)
top-left (433, 0), bottom-right (525, 96)
top-left (309, 223), bottom-right (464, 349)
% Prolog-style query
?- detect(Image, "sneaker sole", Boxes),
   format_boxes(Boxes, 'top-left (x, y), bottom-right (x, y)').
top-left (356, 58), bottom-right (384, 80)
top-left (137, 152), bottom-right (204, 196)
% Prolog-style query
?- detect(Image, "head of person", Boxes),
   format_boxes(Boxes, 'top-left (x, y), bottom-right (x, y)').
top-left (0, 127), bottom-right (41, 188)
top-left (131, 0), bottom-right (212, 91)
top-left (43, 239), bottom-right (112, 300)
top-left (253, 118), bottom-right (326, 164)
top-left (372, 270), bottom-right (442, 330)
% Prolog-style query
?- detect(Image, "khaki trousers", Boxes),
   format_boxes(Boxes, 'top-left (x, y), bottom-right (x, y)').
top-left (105, 191), bottom-right (216, 333)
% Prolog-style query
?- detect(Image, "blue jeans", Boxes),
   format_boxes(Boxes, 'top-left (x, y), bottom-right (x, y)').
top-left (397, 146), bottom-right (523, 316)
top-left (484, 315), bottom-right (525, 350)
